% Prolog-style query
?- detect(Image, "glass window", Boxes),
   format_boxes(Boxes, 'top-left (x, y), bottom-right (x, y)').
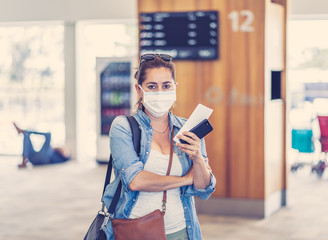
top-left (287, 20), bottom-right (328, 164)
top-left (288, 20), bottom-right (328, 112)
top-left (0, 23), bottom-right (64, 155)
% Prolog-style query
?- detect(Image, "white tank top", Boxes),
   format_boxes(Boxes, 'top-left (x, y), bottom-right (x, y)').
top-left (129, 149), bottom-right (187, 234)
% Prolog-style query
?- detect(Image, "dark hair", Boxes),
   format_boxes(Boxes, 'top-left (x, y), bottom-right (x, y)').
top-left (134, 56), bottom-right (176, 85)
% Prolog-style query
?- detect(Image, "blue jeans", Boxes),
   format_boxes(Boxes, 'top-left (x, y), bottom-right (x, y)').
top-left (166, 228), bottom-right (188, 240)
top-left (22, 130), bottom-right (69, 165)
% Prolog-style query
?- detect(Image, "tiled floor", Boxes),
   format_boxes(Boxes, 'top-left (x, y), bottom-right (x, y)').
top-left (1, 156), bottom-right (327, 240)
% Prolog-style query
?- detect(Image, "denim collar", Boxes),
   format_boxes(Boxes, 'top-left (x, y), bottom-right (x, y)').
top-left (135, 109), bottom-right (184, 129)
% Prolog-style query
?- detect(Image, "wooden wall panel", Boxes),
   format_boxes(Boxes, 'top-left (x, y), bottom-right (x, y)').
top-left (246, 0), bottom-right (265, 198)
top-left (223, 0), bottom-right (266, 198)
top-left (226, 0), bottom-right (248, 198)
top-left (137, 0), bottom-right (286, 200)
top-left (212, 0), bottom-right (229, 197)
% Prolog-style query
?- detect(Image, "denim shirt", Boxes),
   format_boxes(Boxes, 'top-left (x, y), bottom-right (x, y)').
top-left (102, 110), bottom-right (216, 240)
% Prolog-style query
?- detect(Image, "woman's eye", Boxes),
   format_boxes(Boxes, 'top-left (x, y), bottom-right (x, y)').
top-left (163, 84), bottom-right (171, 89)
top-left (147, 85), bottom-right (156, 90)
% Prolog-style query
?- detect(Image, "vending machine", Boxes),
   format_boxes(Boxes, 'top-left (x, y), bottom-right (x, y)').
top-left (96, 57), bottom-right (135, 163)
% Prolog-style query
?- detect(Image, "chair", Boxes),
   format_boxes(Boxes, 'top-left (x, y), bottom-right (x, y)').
top-left (290, 129), bottom-right (315, 172)
top-left (291, 129), bottom-right (314, 153)
top-left (318, 116), bottom-right (328, 153)
top-left (311, 116), bottom-right (328, 178)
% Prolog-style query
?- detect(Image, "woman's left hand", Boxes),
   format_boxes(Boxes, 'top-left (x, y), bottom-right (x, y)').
top-left (177, 131), bottom-right (212, 189)
top-left (176, 131), bottom-right (203, 162)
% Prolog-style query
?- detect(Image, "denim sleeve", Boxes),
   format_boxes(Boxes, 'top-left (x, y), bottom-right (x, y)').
top-left (183, 138), bottom-right (216, 200)
top-left (109, 116), bottom-right (144, 193)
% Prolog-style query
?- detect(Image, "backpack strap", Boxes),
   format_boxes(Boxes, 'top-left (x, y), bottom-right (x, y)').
top-left (101, 116), bottom-right (141, 215)
top-left (126, 116), bottom-right (141, 156)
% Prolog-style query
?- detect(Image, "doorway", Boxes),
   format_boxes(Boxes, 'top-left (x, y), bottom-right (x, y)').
top-left (287, 19), bottom-right (328, 178)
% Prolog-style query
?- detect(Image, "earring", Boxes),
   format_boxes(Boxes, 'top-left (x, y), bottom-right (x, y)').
top-left (138, 97), bottom-right (143, 109)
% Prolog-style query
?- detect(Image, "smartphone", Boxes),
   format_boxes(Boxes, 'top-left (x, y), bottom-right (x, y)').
top-left (180, 119), bottom-right (213, 144)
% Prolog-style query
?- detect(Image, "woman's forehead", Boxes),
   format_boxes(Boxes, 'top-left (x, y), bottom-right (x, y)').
top-left (143, 67), bottom-right (174, 84)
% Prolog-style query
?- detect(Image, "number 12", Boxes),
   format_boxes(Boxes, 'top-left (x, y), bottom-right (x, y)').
top-left (228, 10), bottom-right (254, 32)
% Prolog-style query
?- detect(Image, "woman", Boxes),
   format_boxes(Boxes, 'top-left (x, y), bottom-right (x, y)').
top-left (13, 122), bottom-right (71, 168)
top-left (102, 54), bottom-right (216, 240)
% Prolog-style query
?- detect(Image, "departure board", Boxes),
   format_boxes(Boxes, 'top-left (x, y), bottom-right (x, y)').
top-left (139, 11), bottom-right (219, 60)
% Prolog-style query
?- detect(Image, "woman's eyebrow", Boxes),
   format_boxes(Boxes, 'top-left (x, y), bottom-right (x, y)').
top-left (146, 82), bottom-right (158, 85)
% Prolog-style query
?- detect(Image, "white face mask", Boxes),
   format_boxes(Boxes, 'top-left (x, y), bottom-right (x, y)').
top-left (139, 85), bottom-right (176, 118)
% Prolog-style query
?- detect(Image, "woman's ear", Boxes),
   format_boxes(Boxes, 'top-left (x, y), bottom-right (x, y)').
top-left (174, 82), bottom-right (178, 90)
top-left (135, 83), bottom-right (142, 99)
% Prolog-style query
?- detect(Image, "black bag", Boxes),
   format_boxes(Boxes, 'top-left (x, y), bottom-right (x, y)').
top-left (83, 212), bottom-right (107, 240)
top-left (84, 116), bottom-right (141, 240)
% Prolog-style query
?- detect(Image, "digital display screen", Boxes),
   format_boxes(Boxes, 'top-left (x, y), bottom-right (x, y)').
top-left (100, 62), bottom-right (131, 135)
top-left (139, 11), bottom-right (219, 60)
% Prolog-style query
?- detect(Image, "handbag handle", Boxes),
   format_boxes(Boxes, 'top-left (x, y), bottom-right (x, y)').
top-left (162, 128), bottom-right (174, 213)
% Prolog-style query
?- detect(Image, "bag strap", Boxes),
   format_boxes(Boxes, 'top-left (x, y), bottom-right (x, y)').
top-left (126, 115), bottom-right (141, 157)
top-left (101, 116), bottom-right (141, 201)
top-left (101, 155), bottom-right (113, 200)
top-left (162, 128), bottom-right (174, 213)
